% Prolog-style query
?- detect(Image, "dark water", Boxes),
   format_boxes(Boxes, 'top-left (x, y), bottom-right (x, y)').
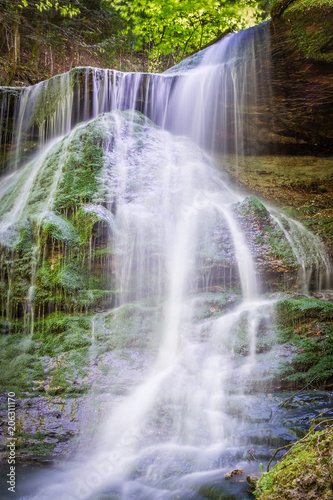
top-left (1, 391), bottom-right (331, 499)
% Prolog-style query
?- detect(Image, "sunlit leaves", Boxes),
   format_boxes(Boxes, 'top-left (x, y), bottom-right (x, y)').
top-left (22, 0), bottom-right (80, 17)
top-left (107, 0), bottom-right (262, 65)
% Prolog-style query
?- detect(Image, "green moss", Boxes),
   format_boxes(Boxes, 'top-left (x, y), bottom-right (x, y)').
top-left (35, 262), bottom-right (54, 290)
top-left (46, 314), bottom-right (89, 337)
top-left (96, 304), bottom-right (160, 350)
top-left (77, 289), bottom-right (113, 310)
top-left (33, 312), bottom-right (92, 356)
top-left (0, 312), bottom-right (95, 395)
top-left (197, 484), bottom-right (237, 500)
top-left (54, 120), bottom-right (106, 213)
top-left (55, 265), bottom-right (83, 293)
top-left (16, 440), bottom-right (57, 456)
top-left (256, 428), bottom-right (333, 499)
top-left (0, 333), bottom-right (46, 394)
top-left (276, 298), bottom-right (333, 327)
top-left (46, 347), bottom-right (91, 394)
top-left (303, 217), bottom-right (333, 247)
top-left (282, 0), bottom-right (333, 62)
top-left (0, 317), bottom-right (12, 334)
top-left (273, 299), bottom-right (333, 388)
top-left (275, 326), bottom-right (294, 343)
top-left (41, 212), bottom-right (79, 245)
top-left (27, 70), bottom-right (76, 129)
top-left (36, 311), bottom-right (90, 335)
top-left (1, 254), bottom-right (32, 319)
top-left (15, 219), bottom-right (34, 253)
top-left (288, 351), bottom-right (333, 385)
top-left (238, 196), bottom-right (270, 221)
top-left (75, 205), bottom-right (113, 245)
top-left (34, 249), bottom-right (113, 313)
top-left (265, 226), bottom-right (296, 265)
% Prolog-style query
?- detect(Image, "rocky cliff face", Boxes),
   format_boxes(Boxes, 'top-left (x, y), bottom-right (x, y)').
top-left (228, 0), bottom-right (333, 155)
top-left (269, 0), bottom-right (333, 153)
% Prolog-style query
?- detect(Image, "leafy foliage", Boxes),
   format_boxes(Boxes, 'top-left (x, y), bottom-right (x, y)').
top-left (109, 0), bottom-right (269, 68)
top-left (32, 0), bottom-right (80, 17)
top-left (274, 298), bottom-right (333, 389)
top-left (0, 0), bottom-right (271, 82)
top-left (0, 0), bottom-right (136, 85)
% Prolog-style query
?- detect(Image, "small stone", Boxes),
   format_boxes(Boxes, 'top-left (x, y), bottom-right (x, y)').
top-left (247, 475), bottom-right (259, 490)
top-left (224, 469), bottom-right (244, 479)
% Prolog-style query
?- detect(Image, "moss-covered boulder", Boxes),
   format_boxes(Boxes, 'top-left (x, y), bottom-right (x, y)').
top-left (273, 0), bottom-right (333, 63)
top-left (275, 0), bottom-right (333, 64)
top-left (234, 196), bottom-right (299, 291)
top-left (256, 426), bottom-right (333, 499)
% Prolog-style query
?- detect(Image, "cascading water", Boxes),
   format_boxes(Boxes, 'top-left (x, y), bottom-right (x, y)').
top-left (0, 21), bottom-right (332, 500)
top-left (271, 213), bottom-right (331, 294)
top-left (0, 23), bottom-right (271, 175)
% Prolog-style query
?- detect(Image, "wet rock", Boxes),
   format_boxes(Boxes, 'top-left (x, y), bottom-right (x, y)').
top-left (234, 196), bottom-right (299, 291)
top-left (270, 0), bottom-right (296, 19)
top-left (256, 427), bottom-right (333, 499)
top-left (246, 407), bottom-right (272, 423)
top-left (246, 474), bottom-right (259, 490)
top-left (224, 469), bottom-right (244, 479)
top-left (0, 396), bottom-right (81, 460)
top-left (269, 0), bottom-right (333, 153)
top-left (312, 292), bottom-right (333, 302)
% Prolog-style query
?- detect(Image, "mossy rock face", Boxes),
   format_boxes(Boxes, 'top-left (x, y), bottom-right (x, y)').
top-left (256, 428), bottom-right (333, 499)
top-left (41, 212), bottom-right (79, 245)
top-left (270, 0), bottom-right (297, 18)
top-left (278, 0), bottom-right (333, 63)
top-left (276, 297), bottom-right (333, 326)
top-left (272, 298), bottom-right (333, 389)
top-left (234, 196), bottom-right (300, 292)
top-left (0, 88), bottom-right (22, 173)
top-left (0, 111), bottom-right (119, 322)
top-left (269, 0), bottom-right (333, 151)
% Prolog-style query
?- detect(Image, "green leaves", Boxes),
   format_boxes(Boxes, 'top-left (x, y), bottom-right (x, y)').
top-left (108, 0), bottom-right (261, 68)
top-left (33, 0), bottom-right (80, 17)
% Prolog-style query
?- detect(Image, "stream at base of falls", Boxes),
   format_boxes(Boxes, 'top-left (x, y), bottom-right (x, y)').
top-left (1, 384), bottom-right (332, 500)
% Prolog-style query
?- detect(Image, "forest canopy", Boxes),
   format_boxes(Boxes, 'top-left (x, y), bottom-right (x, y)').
top-left (0, 0), bottom-right (270, 85)
top-left (109, 0), bottom-right (268, 64)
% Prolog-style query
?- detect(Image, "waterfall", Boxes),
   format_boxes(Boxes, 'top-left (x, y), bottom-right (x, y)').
top-left (0, 23), bottom-right (271, 175)
top-left (272, 213), bottom-right (331, 293)
top-left (0, 21), bottom-right (331, 500)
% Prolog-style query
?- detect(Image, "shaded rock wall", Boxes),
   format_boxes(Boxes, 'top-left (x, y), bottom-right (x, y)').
top-left (269, 0), bottom-right (333, 153)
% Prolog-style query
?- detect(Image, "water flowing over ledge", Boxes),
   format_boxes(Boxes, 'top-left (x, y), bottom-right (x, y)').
top-left (0, 23), bottom-right (272, 173)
